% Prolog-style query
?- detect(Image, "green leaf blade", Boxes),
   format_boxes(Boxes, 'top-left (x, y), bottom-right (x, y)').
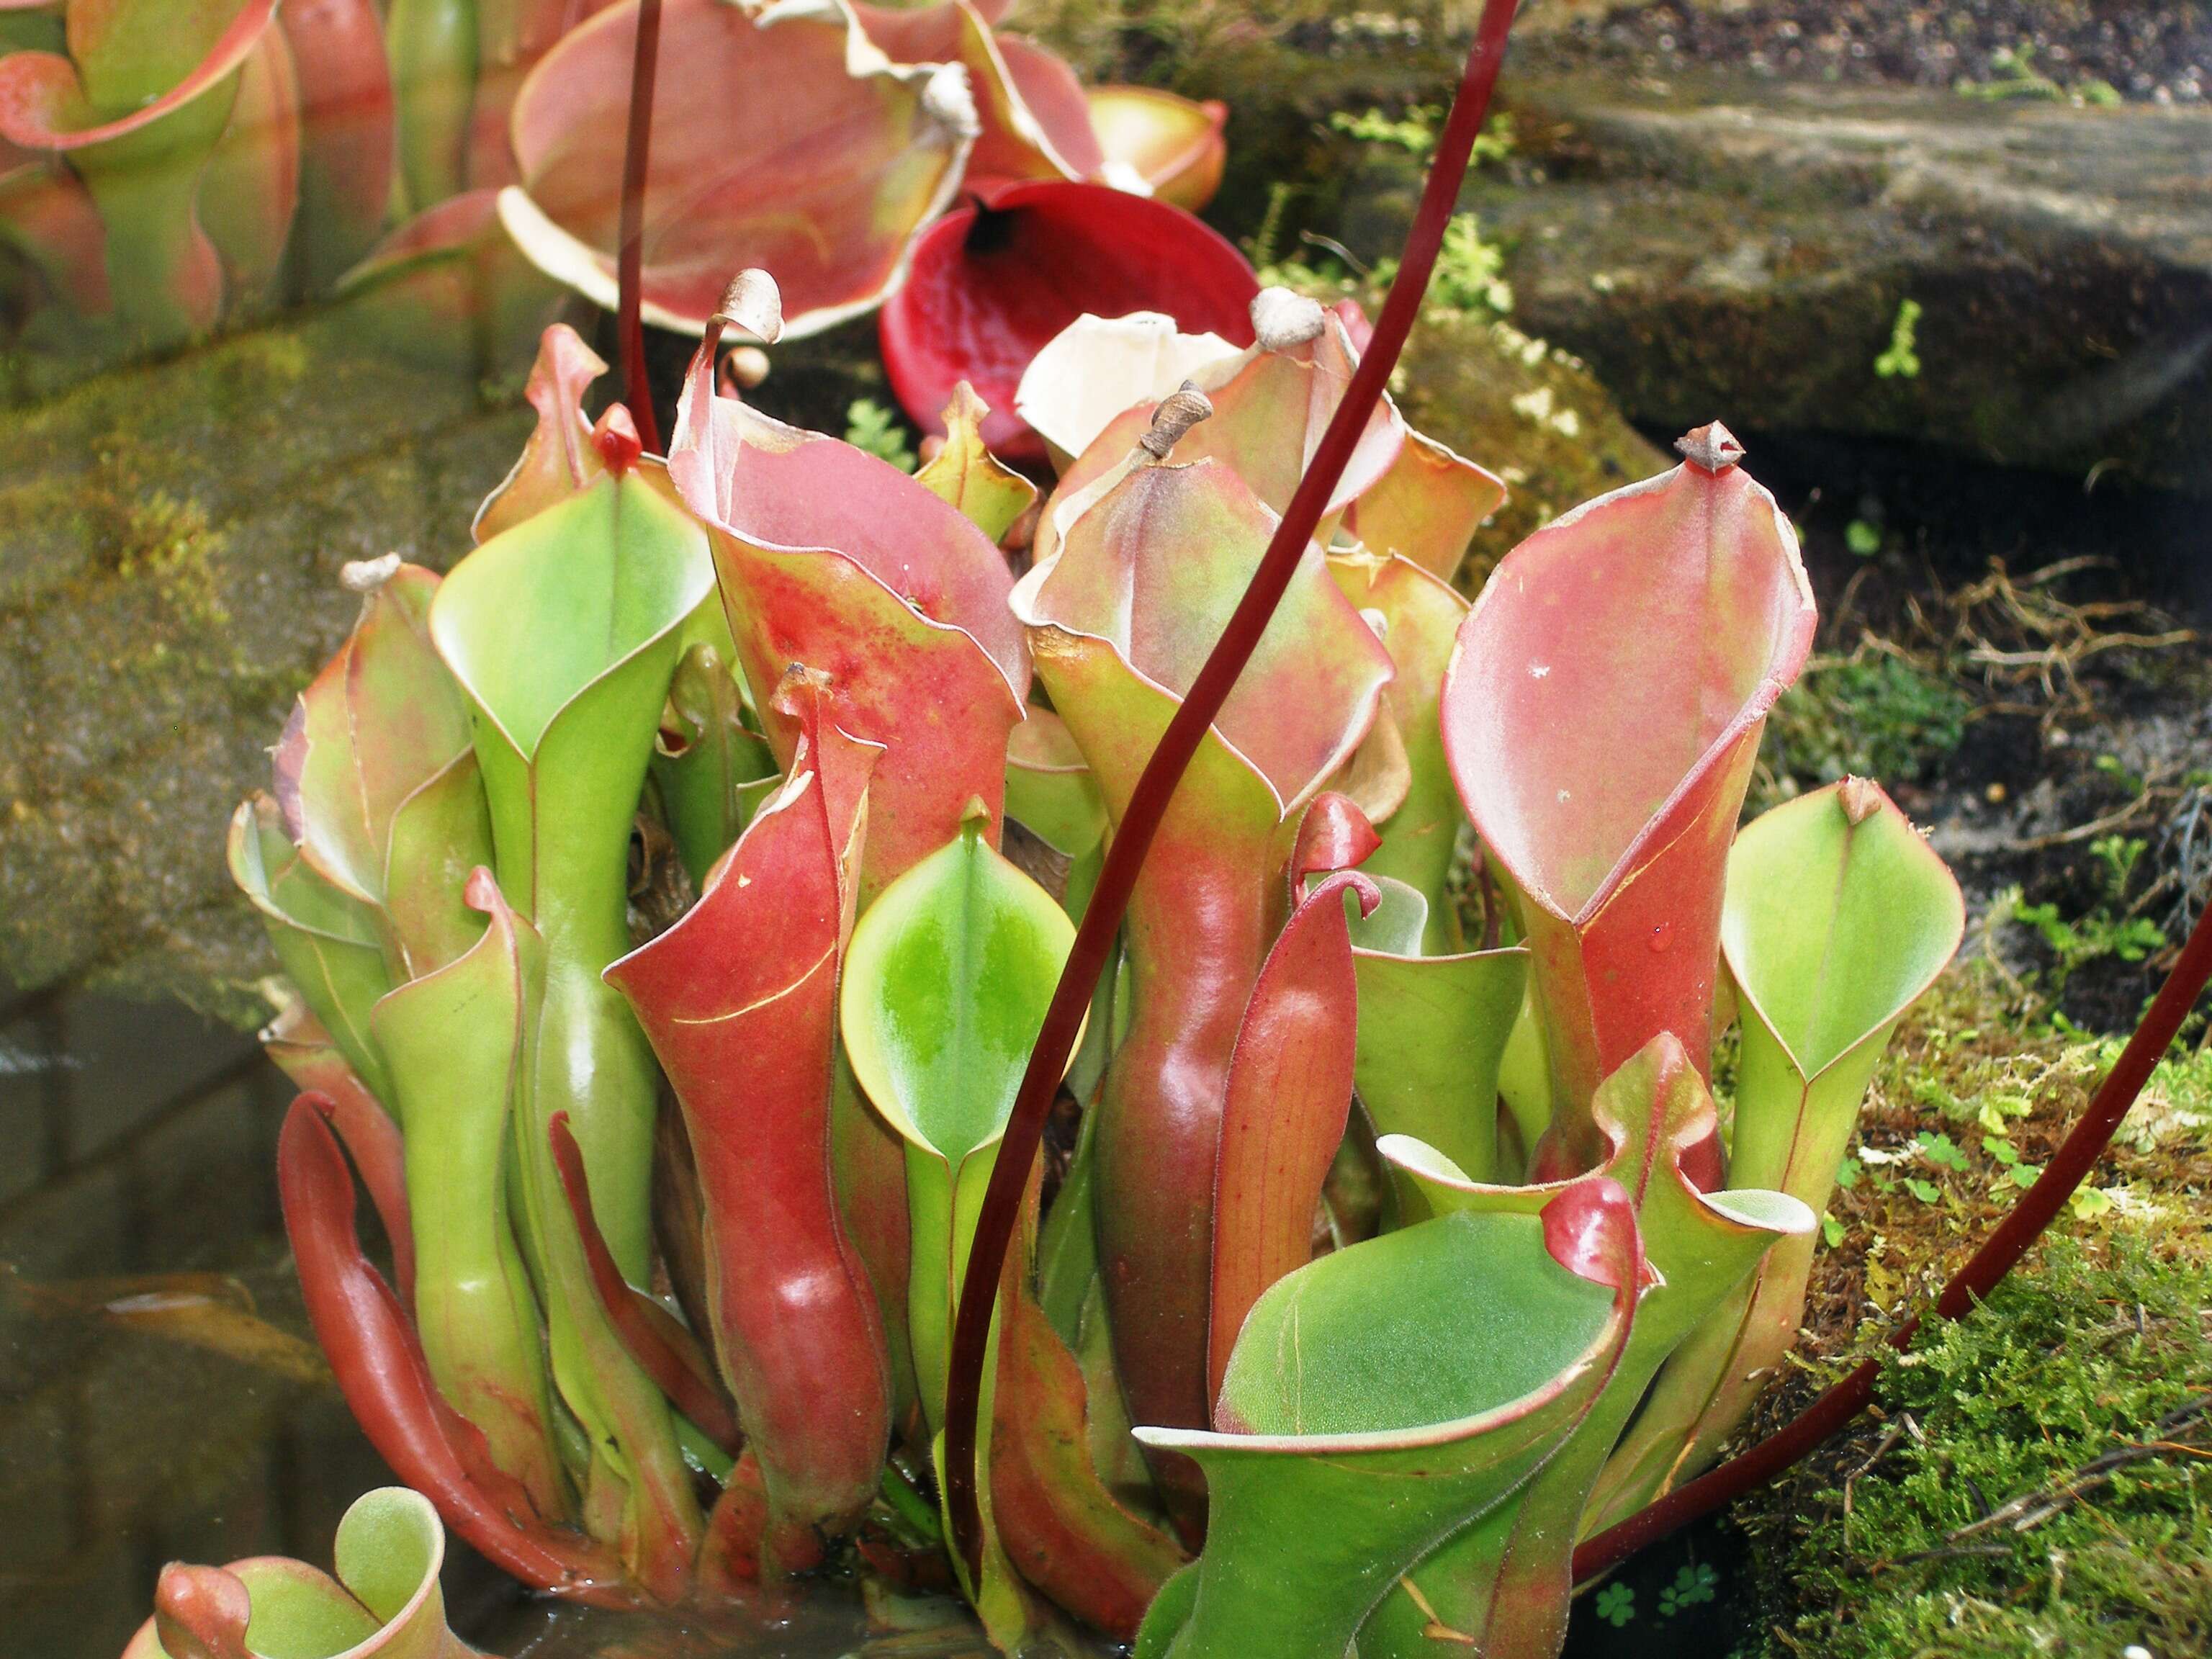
top-left (842, 818), bottom-right (1077, 1172)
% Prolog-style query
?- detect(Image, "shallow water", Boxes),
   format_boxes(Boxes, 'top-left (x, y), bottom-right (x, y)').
top-left (0, 990), bottom-right (994, 1658)
top-left (0, 990), bottom-right (370, 1655)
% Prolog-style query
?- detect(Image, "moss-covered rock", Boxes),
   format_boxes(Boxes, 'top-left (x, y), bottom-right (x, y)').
top-left (0, 305), bottom-right (533, 1020)
top-left (1397, 311), bottom-right (1671, 565)
top-left (1468, 69), bottom-right (2212, 498)
top-left (1033, 0), bottom-right (2212, 507)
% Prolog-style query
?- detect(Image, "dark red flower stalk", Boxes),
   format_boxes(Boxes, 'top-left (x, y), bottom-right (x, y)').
top-left (1573, 891), bottom-right (2212, 1581)
top-left (940, 0), bottom-right (1527, 1575)
top-left (616, 0), bottom-right (665, 451)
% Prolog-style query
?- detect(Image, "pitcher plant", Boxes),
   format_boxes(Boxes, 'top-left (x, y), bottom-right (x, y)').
top-left (116, 218), bottom-right (1998, 1656)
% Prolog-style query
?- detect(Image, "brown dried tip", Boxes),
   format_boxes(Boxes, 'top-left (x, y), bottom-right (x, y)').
top-left (720, 345), bottom-right (771, 392)
top-left (772, 661), bottom-right (835, 722)
top-left (1675, 421), bottom-right (1745, 473)
top-left (1838, 775), bottom-right (1884, 827)
top-left (1251, 287), bottom-right (1326, 352)
top-left (1137, 381), bottom-right (1214, 460)
top-left (712, 269), bottom-right (783, 346)
top-left (339, 552), bottom-right (401, 594)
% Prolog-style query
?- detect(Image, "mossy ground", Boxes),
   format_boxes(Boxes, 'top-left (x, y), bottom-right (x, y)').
top-left (1594, 486), bottom-right (2211, 1652)
top-left (1705, 953), bottom-right (2212, 1658)
top-left (1740, 1228), bottom-right (2212, 1658)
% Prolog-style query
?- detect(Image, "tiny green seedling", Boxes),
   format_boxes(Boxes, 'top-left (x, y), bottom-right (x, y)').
top-left (1874, 299), bottom-right (1923, 379)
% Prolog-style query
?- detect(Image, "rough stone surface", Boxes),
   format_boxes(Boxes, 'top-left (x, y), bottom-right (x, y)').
top-left (1397, 312), bottom-right (1673, 562)
top-left (0, 306), bottom-right (533, 1021)
top-left (1025, 0), bottom-right (1673, 544)
top-left (1473, 71), bottom-right (2212, 493)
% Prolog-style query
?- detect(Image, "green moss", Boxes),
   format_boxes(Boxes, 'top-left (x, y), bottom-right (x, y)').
top-left (1872, 298), bottom-right (1923, 381)
top-left (1751, 1230), bottom-right (2212, 1658)
top-left (104, 490), bottom-right (232, 636)
top-left (1953, 43), bottom-right (2125, 108)
top-left (1756, 653), bottom-right (1974, 809)
top-left (2007, 889), bottom-right (2169, 997)
top-left (1724, 947), bottom-right (2212, 1658)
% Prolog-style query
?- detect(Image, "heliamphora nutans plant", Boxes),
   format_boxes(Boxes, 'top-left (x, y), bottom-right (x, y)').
top-left (182, 259), bottom-right (1966, 1658)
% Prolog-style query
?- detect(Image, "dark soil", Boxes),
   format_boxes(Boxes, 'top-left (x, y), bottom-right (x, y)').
top-left (1738, 428), bottom-right (2212, 618)
top-left (1561, 1512), bottom-right (1755, 1655)
top-left (1733, 428), bottom-right (2212, 1035)
top-left (1536, 0), bottom-right (2212, 104)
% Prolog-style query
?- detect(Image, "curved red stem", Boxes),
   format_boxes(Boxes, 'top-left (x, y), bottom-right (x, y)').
top-left (939, 0), bottom-right (1526, 1575)
top-left (307, 1074), bottom-right (416, 1306)
top-left (278, 1094), bottom-right (636, 1602)
top-left (1573, 892), bottom-right (2212, 1581)
top-left (548, 1111), bottom-right (742, 1455)
top-left (617, 0), bottom-right (665, 451)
